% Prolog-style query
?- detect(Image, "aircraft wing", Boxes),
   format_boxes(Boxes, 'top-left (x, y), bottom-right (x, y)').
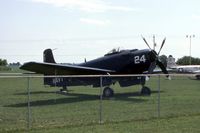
top-left (193, 70), bottom-right (200, 74)
top-left (20, 62), bottom-right (115, 75)
top-left (143, 68), bottom-right (174, 74)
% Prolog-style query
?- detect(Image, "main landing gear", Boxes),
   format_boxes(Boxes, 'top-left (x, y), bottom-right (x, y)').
top-left (140, 85), bottom-right (151, 96)
top-left (58, 85), bottom-right (151, 97)
top-left (102, 85), bottom-right (151, 97)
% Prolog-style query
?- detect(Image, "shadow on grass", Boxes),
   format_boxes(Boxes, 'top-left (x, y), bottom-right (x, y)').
top-left (188, 77), bottom-right (200, 81)
top-left (14, 90), bottom-right (73, 95)
top-left (14, 91), bottom-right (56, 95)
top-left (4, 90), bottom-right (156, 107)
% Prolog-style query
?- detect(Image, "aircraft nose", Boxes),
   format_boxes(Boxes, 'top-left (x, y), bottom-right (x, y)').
top-left (149, 50), bottom-right (157, 61)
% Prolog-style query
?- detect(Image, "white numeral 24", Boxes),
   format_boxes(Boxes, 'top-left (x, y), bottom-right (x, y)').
top-left (134, 55), bottom-right (146, 64)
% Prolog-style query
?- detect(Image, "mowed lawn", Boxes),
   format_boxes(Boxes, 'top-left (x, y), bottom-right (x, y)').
top-left (0, 74), bottom-right (200, 133)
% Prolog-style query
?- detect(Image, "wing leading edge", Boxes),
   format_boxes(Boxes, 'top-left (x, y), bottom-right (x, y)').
top-left (20, 62), bottom-right (115, 75)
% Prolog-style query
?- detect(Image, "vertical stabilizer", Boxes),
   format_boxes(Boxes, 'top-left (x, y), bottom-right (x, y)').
top-left (167, 55), bottom-right (176, 69)
top-left (43, 49), bottom-right (56, 63)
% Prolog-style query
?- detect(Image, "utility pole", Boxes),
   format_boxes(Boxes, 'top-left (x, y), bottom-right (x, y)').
top-left (153, 35), bottom-right (156, 50)
top-left (186, 35), bottom-right (195, 65)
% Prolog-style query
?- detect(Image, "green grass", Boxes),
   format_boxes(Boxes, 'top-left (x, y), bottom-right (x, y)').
top-left (28, 115), bottom-right (200, 133)
top-left (0, 75), bottom-right (200, 132)
top-left (0, 66), bottom-right (11, 71)
top-left (0, 66), bottom-right (30, 74)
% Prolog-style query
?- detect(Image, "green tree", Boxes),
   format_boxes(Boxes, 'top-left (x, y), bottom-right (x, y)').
top-left (0, 59), bottom-right (8, 66)
top-left (176, 56), bottom-right (200, 65)
top-left (159, 55), bottom-right (168, 67)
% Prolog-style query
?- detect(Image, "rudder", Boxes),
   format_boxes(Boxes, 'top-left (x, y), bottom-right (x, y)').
top-left (43, 49), bottom-right (56, 86)
top-left (43, 49), bottom-right (56, 63)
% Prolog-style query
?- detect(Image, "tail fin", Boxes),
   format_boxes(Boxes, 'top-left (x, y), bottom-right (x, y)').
top-left (167, 55), bottom-right (177, 69)
top-left (43, 49), bottom-right (56, 63)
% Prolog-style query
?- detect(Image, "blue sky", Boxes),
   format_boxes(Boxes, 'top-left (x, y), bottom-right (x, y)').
top-left (1, 0), bottom-right (200, 63)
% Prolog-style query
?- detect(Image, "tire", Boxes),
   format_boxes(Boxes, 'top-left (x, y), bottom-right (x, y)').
top-left (141, 86), bottom-right (151, 96)
top-left (103, 87), bottom-right (114, 98)
top-left (196, 75), bottom-right (200, 80)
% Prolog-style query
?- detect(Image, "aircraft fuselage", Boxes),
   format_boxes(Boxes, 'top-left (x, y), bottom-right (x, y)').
top-left (79, 49), bottom-right (153, 74)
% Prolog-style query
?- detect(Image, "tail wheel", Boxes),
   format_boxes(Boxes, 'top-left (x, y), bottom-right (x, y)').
top-left (103, 87), bottom-right (114, 98)
top-left (60, 86), bottom-right (68, 93)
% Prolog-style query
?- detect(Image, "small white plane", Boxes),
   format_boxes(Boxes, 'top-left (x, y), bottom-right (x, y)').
top-left (167, 56), bottom-right (200, 79)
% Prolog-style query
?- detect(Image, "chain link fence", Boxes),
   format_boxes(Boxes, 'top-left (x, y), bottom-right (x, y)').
top-left (0, 74), bottom-right (200, 132)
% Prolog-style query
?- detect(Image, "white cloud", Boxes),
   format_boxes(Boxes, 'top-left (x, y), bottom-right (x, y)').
top-left (80, 18), bottom-right (110, 26)
top-left (31, 0), bottom-right (137, 13)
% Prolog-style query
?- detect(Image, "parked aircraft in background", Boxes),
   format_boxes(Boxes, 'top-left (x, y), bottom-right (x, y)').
top-left (167, 56), bottom-right (200, 79)
top-left (20, 37), bottom-right (169, 97)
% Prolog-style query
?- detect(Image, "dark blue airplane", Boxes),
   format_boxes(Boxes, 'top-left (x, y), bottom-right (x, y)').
top-left (20, 37), bottom-right (168, 97)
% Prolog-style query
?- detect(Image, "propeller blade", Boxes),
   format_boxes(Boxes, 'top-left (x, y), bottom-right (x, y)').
top-left (157, 60), bottom-right (171, 80)
top-left (141, 35), bottom-right (152, 50)
top-left (158, 38), bottom-right (166, 55)
top-left (148, 61), bottom-right (156, 74)
top-left (156, 59), bottom-right (170, 78)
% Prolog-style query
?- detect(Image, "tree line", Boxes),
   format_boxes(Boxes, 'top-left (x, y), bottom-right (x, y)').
top-left (159, 55), bottom-right (200, 67)
top-left (0, 59), bottom-right (8, 66)
top-left (176, 56), bottom-right (200, 65)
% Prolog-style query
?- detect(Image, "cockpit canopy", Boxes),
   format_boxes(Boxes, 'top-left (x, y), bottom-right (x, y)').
top-left (104, 47), bottom-right (138, 56)
top-left (105, 47), bottom-right (124, 56)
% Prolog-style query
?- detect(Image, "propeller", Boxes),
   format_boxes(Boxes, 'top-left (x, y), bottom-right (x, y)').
top-left (147, 61), bottom-right (156, 74)
top-left (141, 35), bottom-right (152, 50)
top-left (158, 37), bottom-right (166, 55)
top-left (142, 36), bottom-right (169, 78)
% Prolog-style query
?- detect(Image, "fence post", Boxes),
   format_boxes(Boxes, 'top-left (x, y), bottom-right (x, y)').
top-left (99, 76), bottom-right (103, 124)
top-left (27, 76), bottom-right (31, 130)
top-left (157, 75), bottom-right (161, 117)
top-left (54, 70), bottom-right (57, 103)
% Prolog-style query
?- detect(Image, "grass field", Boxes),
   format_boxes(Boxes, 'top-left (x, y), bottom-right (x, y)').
top-left (0, 72), bottom-right (200, 132)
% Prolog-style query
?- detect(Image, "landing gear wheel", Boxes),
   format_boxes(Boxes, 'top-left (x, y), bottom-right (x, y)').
top-left (141, 86), bottom-right (151, 96)
top-left (103, 87), bottom-right (114, 98)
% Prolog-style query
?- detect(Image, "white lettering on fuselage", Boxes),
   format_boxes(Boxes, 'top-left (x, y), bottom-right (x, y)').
top-left (53, 77), bottom-right (64, 84)
top-left (134, 55), bottom-right (146, 64)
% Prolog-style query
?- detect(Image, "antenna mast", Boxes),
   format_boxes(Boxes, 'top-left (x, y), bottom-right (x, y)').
top-left (153, 35), bottom-right (156, 50)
